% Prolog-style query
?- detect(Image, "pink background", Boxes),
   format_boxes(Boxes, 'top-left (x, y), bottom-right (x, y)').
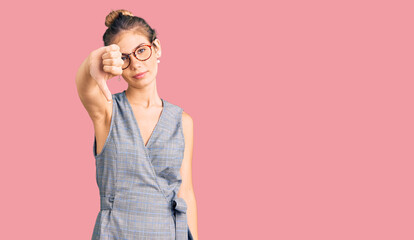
top-left (1, 0), bottom-right (413, 239)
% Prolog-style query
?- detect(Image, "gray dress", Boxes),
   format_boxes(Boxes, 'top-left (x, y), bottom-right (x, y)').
top-left (91, 90), bottom-right (194, 240)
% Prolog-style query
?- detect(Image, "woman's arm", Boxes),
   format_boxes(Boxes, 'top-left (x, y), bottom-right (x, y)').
top-left (178, 111), bottom-right (199, 240)
top-left (75, 53), bottom-right (109, 122)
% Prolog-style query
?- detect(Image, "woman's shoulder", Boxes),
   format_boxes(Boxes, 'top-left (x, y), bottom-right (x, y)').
top-left (164, 99), bottom-right (192, 124)
top-left (112, 90), bottom-right (125, 100)
top-left (162, 98), bottom-right (183, 113)
top-left (162, 98), bottom-right (192, 124)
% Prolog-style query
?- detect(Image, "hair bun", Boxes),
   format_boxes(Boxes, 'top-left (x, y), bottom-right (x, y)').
top-left (105, 9), bottom-right (134, 27)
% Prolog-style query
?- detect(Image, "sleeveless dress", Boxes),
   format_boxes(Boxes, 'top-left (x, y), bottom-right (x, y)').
top-left (91, 90), bottom-right (194, 240)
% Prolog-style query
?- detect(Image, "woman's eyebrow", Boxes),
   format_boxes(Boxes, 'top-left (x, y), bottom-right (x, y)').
top-left (122, 43), bottom-right (146, 54)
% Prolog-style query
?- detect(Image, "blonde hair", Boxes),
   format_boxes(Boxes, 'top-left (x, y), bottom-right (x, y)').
top-left (102, 9), bottom-right (158, 47)
top-left (105, 9), bottom-right (134, 28)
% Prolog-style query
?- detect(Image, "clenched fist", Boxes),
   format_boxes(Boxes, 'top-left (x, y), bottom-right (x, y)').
top-left (89, 44), bottom-right (124, 102)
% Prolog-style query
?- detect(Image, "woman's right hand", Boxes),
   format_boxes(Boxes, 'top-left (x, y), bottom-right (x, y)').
top-left (88, 44), bottom-right (124, 102)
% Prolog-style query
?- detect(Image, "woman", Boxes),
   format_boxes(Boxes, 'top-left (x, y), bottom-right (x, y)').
top-left (75, 9), bottom-right (198, 240)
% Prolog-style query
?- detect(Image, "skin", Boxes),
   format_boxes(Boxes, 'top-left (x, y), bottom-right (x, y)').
top-left (92, 32), bottom-right (199, 239)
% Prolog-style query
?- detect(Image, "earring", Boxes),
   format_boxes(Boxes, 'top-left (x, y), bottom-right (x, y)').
top-left (157, 59), bottom-right (160, 63)
top-left (118, 75), bottom-right (121, 81)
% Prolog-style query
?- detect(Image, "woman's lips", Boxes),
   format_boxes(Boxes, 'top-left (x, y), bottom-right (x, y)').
top-left (133, 71), bottom-right (148, 79)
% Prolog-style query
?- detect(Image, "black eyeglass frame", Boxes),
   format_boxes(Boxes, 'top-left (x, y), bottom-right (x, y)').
top-left (121, 43), bottom-right (154, 70)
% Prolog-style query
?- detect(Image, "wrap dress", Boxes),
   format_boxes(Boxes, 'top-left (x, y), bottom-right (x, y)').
top-left (91, 90), bottom-right (193, 240)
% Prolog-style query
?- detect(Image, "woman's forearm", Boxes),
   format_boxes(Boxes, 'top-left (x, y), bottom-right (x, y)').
top-left (183, 190), bottom-right (199, 240)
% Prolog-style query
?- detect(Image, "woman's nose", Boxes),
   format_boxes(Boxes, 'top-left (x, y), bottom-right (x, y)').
top-left (130, 56), bottom-right (144, 69)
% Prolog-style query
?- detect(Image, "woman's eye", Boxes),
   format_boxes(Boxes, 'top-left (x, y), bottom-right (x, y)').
top-left (137, 48), bottom-right (145, 54)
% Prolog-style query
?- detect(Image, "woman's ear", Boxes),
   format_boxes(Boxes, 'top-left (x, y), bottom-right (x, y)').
top-left (153, 39), bottom-right (162, 58)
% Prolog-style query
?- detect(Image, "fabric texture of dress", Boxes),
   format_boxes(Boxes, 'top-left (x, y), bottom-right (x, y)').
top-left (91, 90), bottom-right (194, 240)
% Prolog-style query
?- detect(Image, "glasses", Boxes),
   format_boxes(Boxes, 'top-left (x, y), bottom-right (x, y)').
top-left (121, 44), bottom-right (153, 70)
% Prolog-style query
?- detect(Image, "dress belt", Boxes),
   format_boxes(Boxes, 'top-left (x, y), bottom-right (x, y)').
top-left (171, 196), bottom-right (189, 239)
top-left (99, 194), bottom-right (189, 239)
top-left (100, 195), bottom-right (115, 210)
